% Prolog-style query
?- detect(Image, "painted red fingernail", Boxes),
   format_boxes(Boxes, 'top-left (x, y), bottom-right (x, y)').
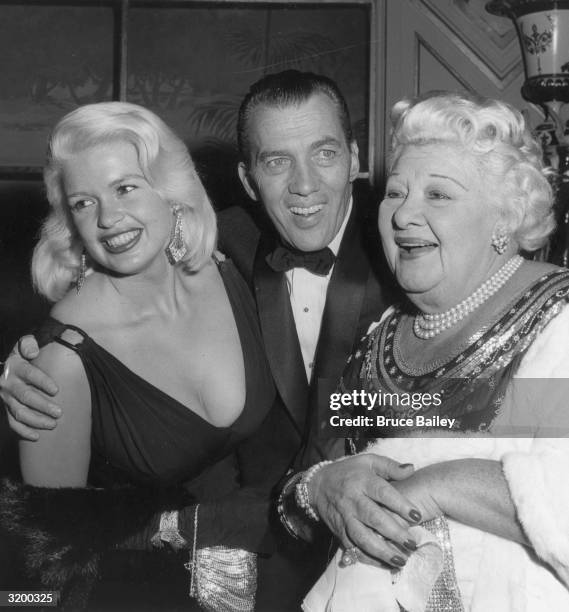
top-left (391, 555), bottom-right (406, 567)
top-left (409, 509), bottom-right (422, 522)
top-left (404, 539), bottom-right (417, 551)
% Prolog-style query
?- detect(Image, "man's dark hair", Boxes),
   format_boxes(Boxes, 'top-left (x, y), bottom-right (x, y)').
top-left (237, 70), bottom-right (353, 165)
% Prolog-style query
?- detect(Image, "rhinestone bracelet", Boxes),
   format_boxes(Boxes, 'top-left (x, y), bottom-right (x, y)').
top-left (295, 460), bottom-right (333, 522)
top-left (277, 471), bottom-right (304, 539)
top-left (150, 509), bottom-right (188, 550)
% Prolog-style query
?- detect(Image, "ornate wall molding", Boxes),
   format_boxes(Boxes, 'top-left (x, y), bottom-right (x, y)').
top-left (416, 33), bottom-right (477, 92)
top-left (415, 0), bottom-right (524, 87)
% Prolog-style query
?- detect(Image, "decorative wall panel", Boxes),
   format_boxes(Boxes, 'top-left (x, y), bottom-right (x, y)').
top-left (421, 0), bottom-right (522, 84)
top-left (374, 0), bottom-right (535, 179)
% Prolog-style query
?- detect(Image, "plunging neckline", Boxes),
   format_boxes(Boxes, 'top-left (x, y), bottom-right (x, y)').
top-left (48, 258), bottom-right (250, 430)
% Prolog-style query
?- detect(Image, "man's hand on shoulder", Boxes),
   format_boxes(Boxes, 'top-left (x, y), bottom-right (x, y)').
top-left (1, 336), bottom-right (61, 441)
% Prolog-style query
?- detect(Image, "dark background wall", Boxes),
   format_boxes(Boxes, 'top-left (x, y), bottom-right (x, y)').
top-left (0, 180), bottom-right (50, 587)
top-left (0, 181), bottom-right (50, 358)
top-left (1, 180), bottom-right (50, 477)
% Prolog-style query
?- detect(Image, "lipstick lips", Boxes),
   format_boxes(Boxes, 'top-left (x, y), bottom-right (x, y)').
top-left (102, 229), bottom-right (142, 254)
top-left (395, 236), bottom-right (438, 256)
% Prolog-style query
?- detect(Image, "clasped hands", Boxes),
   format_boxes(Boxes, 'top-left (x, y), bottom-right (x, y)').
top-left (308, 454), bottom-right (442, 568)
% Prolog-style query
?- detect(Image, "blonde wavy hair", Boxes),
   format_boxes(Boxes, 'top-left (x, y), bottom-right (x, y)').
top-left (33, 101), bottom-right (217, 301)
top-left (388, 91), bottom-right (555, 252)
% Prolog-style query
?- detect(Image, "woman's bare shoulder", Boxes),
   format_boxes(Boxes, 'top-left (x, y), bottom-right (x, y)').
top-left (22, 338), bottom-right (91, 487)
top-left (34, 334), bottom-right (84, 376)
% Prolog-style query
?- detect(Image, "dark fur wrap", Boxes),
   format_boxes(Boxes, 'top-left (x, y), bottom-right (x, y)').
top-left (0, 478), bottom-right (190, 608)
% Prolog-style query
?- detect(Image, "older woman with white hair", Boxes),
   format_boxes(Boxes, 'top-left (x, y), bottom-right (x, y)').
top-left (298, 92), bottom-right (569, 611)
top-left (0, 102), bottom-right (275, 610)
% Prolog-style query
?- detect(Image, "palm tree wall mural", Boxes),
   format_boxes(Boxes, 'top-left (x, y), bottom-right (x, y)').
top-left (0, 2), bottom-right (369, 198)
top-left (186, 24), bottom-right (338, 151)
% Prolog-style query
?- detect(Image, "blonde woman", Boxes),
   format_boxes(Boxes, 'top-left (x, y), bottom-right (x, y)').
top-left (0, 102), bottom-right (275, 610)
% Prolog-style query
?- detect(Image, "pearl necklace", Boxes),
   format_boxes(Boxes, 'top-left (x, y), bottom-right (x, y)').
top-left (413, 255), bottom-right (523, 340)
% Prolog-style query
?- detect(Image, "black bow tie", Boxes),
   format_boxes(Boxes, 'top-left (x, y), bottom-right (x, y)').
top-left (266, 244), bottom-right (336, 276)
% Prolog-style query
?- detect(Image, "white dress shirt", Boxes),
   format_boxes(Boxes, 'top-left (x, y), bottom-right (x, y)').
top-left (285, 199), bottom-right (353, 382)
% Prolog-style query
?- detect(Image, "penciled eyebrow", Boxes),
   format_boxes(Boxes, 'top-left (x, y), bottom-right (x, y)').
top-left (387, 172), bottom-right (468, 191)
top-left (109, 173), bottom-right (145, 187)
top-left (67, 174), bottom-right (145, 199)
top-left (429, 173), bottom-right (468, 190)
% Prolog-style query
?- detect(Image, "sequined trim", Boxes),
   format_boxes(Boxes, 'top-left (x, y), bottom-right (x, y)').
top-left (423, 517), bottom-right (464, 612)
top-left (192, 546), bottom-right (257, 612)
top-left (343, 269), bottom-right (569, 438)
top-left (384, 269), bottom-right (569, 381)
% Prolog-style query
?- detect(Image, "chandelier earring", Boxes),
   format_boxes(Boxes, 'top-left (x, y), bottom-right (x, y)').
top-left (491, 227), bottom-right (510, 255)
top-left (165, 205), bottom-right (188, 265)
top-left (76, 251), bottom-right (87, 294)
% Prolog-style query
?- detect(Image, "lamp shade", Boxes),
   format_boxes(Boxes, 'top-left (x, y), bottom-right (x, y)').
top-left (487, 0), bottom-right (569, 103)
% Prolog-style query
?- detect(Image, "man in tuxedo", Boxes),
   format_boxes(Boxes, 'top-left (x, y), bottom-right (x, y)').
top-left (1, 71), bottom-right (421, 610)
top-left (215, 70), bottom-right (403, 608)
top-left (221, 71), bottom-right (390, 465)
top-left (210, 71), bottom-right (420, 608)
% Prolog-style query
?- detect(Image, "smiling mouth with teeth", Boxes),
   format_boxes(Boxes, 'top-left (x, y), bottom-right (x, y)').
top-left (104, 229), bottom-right (141, 249)
top-left (290, 205), bottom-right (324, 216)
top-left (396, 239), bottom-right (438, 253)
top-left (399, 244), bottom-right (438, 251)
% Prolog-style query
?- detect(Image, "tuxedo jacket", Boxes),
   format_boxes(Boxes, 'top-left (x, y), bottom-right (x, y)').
top-left (217, 198), bottom-right (393, 611)
top-left (218, 197), bottom-right (394, 476)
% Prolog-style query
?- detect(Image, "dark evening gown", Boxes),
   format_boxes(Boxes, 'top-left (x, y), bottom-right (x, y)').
top-left (2, 259), bottom-right (276, 610)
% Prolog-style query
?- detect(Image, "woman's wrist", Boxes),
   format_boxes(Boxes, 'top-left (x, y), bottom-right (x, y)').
top-left (390, 465), bottom-right (444, 524)
top-left (295, 460), bottom-right (333, 522)
top-left (277, 471), bottom-right (316, 541)
top-left (393, 459), bottom-right (513, 531)
top-left (277, 456), bottom-right (353, 541)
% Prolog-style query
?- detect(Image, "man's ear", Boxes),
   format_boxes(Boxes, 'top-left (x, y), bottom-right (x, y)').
top-left (238, 162), bottom-right (259, 202)
top-left (349, 141), bottom-right (360, 182)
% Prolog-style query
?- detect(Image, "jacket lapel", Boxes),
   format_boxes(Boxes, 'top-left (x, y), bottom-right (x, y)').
top-left (313, 209), bottom-right (370, 383)
top-left (254, 237), bottom-right (309, 434)
top-left (299, 210), bottom-right (375, 465)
